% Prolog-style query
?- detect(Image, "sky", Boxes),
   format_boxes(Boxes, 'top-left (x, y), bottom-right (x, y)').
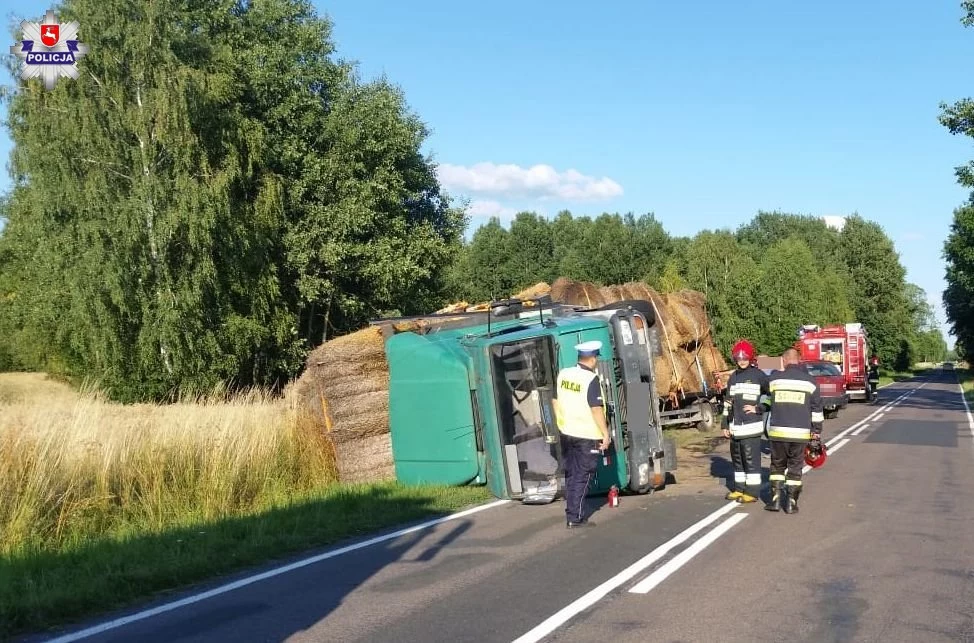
top-left (1, 1), bottom-right (971, 345)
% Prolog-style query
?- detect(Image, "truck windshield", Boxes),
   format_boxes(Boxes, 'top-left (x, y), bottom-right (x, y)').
top-left (490, 337), bottom-right (561, 491)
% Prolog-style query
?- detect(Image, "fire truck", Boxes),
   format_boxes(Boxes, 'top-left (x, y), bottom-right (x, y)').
top-left (795, 323), bottom-right (873, 402)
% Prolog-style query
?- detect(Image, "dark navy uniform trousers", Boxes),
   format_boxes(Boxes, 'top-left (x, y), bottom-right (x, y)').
top-left (561, 434), bottom-right (600, 523)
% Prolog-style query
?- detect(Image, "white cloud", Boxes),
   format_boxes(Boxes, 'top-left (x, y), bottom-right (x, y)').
top-left (822, 215), bottom-right (846, 231)
top-left (466, 200), bottom-right (518, 221)
top-left (438, 162), bottom-right (623, 201)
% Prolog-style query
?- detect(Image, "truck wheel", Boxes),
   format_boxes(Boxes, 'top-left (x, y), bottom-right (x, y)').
top-left (696, 401), bottom-right (716, 432)
top-left (824, 408), bottom-right (838, 420)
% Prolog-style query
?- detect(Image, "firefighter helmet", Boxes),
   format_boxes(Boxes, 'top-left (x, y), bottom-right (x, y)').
top-left (804, 441), bottom-right (827, 468)
top-left (731, 340), bottom-right (756, 363)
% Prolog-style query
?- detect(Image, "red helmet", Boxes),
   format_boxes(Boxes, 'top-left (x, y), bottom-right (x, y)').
top-left (731, 340), bottom-right (756, 363)
top-left (870, 355), bottom-right (879, 365)
top-left (804, 441), bottom-right (828, 468)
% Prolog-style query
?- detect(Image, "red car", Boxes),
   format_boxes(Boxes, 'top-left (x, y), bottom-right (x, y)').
top-left (799, 360), bottom-right (848, 419)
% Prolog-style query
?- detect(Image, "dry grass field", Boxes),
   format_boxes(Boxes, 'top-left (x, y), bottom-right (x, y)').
top-left (0, 372), bottom-right (490, 638)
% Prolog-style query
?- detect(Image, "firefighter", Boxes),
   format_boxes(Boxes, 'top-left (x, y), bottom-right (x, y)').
top-left (553, 340), bottom-right (611, 528)
top-left (763, 347), bottom-right (824, 514)
top-left (721, 340), bottom-right (770, 504)
top-left (867, 355), bottom-right (880, 402)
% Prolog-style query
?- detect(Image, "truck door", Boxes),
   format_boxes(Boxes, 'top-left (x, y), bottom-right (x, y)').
top-left (820, 339), bottom-right (845, 375)
top-left (489, 336), bottom-right (562, 503)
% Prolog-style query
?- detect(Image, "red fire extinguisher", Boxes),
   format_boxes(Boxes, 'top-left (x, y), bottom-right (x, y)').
top-left (608, 485), bottom-right (620, 508)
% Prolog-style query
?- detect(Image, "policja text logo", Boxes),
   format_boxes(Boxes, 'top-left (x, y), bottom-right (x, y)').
top-left (10, 9), bottom-right (89, 91)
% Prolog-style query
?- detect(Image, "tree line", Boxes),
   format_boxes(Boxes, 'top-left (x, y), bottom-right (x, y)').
top-left (448, 210), bottom-right (948, 369)
top-left (942, 3), bottom-right (974, 362)
top-left (0, 0), bottom-right (465, 400)
top-left (0, 0), bottom-right (950, 402)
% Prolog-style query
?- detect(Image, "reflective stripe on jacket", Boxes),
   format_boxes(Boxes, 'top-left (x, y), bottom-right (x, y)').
top-left (722, 365), bottom-right (770, 438)
top-left (764, 364), bottom-right (824, 442)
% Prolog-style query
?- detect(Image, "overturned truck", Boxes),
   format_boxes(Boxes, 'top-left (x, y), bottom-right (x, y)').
top-left (293, 279), bottom-right (727, 502)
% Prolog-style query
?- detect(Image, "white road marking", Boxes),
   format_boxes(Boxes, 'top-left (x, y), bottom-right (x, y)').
top-left (521, 385), bottom-right (918, 638)
top-left (43, 499), bottom-right (512, 643)
top-left (959, 381), bottom-right (974, 438)
top-left (628, 513), bottom-right (749, 594)
top-left (827, 437), bottom-right (851, 455)
top-left (851, 423), bottom-right (871, 437)
top-left (55, 378), bottom-right (928, 643)
top-left (511, 501), bottom-right (741, 643)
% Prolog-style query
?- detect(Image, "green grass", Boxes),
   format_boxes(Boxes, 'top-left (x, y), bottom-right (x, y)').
top-left (878, 366), bottom-right (930, 388)
top-left (0, 373), bottom-right (494, 639)
top-left (958, 367), bottom-right (973, 406)
top-left (1, 481), bottom-right (491, 639)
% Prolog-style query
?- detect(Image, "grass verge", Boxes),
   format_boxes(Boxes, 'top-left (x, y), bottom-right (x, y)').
top-left (0, 373), bottom-right (492, 639)
top-left (2, 481), bottom-right (490, 639)
top-left (878, 367), bottom-right (929, 388)
top-left (958, 367), bottom-right (973, 406)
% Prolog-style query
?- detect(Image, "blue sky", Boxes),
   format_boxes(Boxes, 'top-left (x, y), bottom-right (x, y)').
top-left (2, 1), bottom-right (972, 344)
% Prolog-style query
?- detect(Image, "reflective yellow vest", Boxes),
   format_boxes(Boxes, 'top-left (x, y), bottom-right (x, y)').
top-left (555, 365), bottom-right (604, 440)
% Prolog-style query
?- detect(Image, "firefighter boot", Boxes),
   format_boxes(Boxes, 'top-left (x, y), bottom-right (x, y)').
top-left (725, 487), bottom-right (743, 501)
top-left (764, 481), bottom-right (783, 512)
top-left (784, 484), bottom-right (802, 514)
top-left (738, 487), bottom-right (759, 503)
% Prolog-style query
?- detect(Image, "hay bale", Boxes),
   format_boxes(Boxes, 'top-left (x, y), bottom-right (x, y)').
top-left (599, 285), bottom-right (628, 304)
top-left (620, 281), bottom-right (657, 302)
top-left (435, 301), bottom-right (471, 314)
top-left (653, 354), bottom-right (678, 395)
top-left (698, 338), bottom-right (729, 390)
top-left (513, 282), bottom-right (552, 300)
top-left (661, 291), bottom-right (711, 347)
top-left (333, 434), bottom-right (395, 483)
top-left (550, 277), bottom-right (606, 308)
top-left (293, 326), bottom-right (391, 483)
top-left (653, 349), bottom-right (697, 395)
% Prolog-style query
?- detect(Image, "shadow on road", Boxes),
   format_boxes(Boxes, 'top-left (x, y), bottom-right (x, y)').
top-left (17, 488), bottom-right (484, 643)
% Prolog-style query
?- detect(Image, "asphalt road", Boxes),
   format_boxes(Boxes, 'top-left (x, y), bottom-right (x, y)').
top-left (30, 369), bottom-right (974, 643)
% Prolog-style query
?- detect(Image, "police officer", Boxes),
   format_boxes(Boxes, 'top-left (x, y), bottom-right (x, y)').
top-left (763, 348), bottom-right (824, 514)
top-left (721, 340), bottom-right (770, 504)
top-left (553, 340), bottom-right (611, 528)
top-left (867, 355), bottom-right (880, 402)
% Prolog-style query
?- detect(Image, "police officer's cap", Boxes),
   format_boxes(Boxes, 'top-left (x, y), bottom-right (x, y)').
top-left (574, 340), bottom-right (602, 356)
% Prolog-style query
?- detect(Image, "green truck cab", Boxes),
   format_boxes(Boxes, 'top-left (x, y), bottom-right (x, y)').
top-left (382, 299), bottom-right (676, 503)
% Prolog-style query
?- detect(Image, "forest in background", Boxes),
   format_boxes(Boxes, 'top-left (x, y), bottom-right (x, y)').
top-left (446, 210), bottom-right (949, 369)
top-left (0, 0), bottom-right (955, 403)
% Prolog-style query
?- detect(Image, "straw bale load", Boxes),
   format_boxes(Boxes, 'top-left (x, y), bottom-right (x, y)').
top-left (540, 278), bottom-right (727, 396)
top-left (293, 276), bottom-right (728, 483)
top-left (551, 277), bottom-right (606, 309)
top-left (513, 282), bottom-right (553, 300)
top-left (292, 326), bottom-right (395, 483)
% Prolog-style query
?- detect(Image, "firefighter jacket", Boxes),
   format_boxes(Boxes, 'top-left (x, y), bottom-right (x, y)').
top-left (721, 365), bottom-right (770, 438)
top-left (867, 364), bottom-right (880, 384)
top-left (761, 364), bottom-right (824, 442)
top-left (554, 364), bottom-right (605, 440)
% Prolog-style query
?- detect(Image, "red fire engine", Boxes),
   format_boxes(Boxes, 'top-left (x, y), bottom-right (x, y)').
top-left (795, 323), bottom-right (873, 402)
